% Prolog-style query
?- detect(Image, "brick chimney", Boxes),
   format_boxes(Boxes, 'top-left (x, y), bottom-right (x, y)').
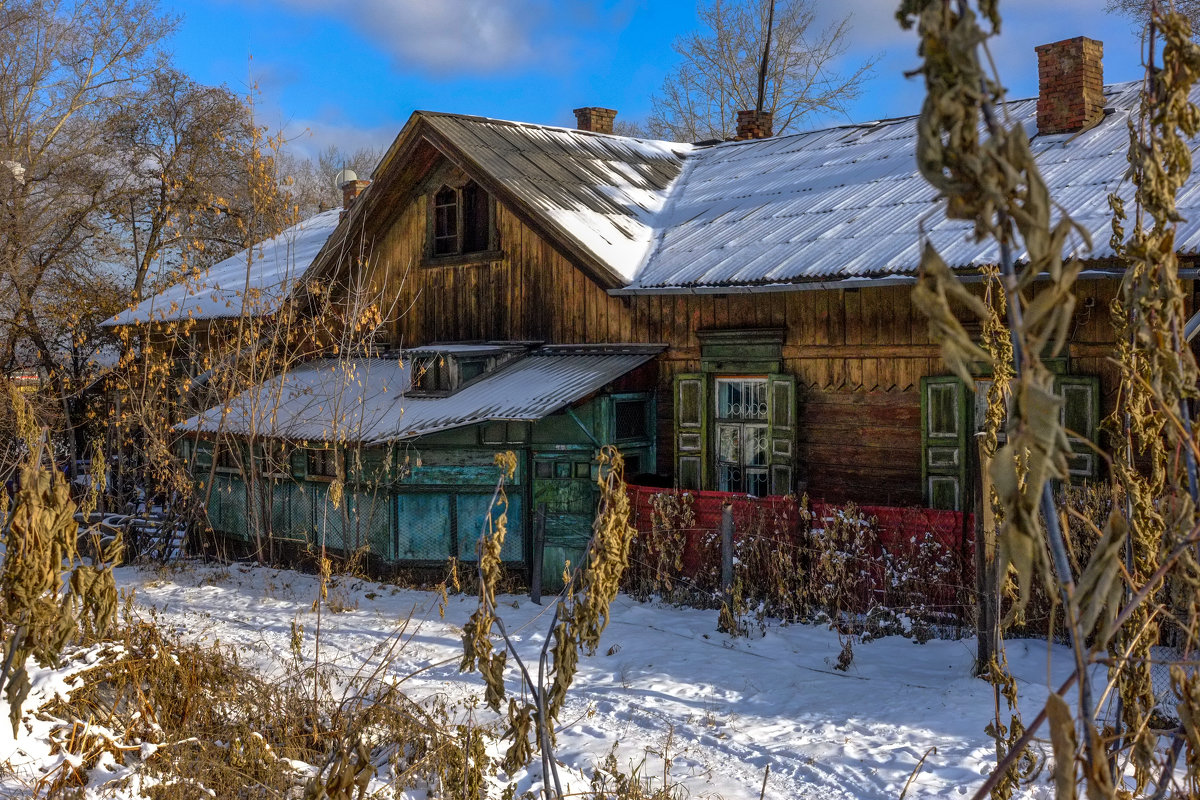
top-left (574, 107), bottom-right (617, 134)
top-left (1035, 37), bottom-right (1104, 135)
top-left (735, 110), bottom-right (773, 140)
top-left (341, 178), bottom-right (370, 211)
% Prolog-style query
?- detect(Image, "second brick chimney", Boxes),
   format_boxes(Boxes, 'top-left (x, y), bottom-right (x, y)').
top-left (735, 110), bottom-right (773, 140)
top-left (1035, 36), bottom-right (1104, 135)
top-left (341, 178), bottom-right (370, 211)
top-left (574, 107), bottom-right (617, 134)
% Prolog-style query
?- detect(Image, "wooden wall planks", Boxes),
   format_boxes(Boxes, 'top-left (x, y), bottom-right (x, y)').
top-left (355, 184), bottom-right (1138, 505)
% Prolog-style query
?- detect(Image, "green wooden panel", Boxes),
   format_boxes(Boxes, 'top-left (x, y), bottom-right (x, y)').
top-left (348, 447), bottom-right (390, 483)
top-left (927, 383), bottom-right (962, 438)
top-left (209, 474), bottom-right (249, 539)
top-left (419, 448), bottom-right (509, 467)
top-left (308, 483), bottom-right (349, 552)
top-left (541, 510), bottom-right (594, 592)
top-left (768, 374), bottom-right (796, 495)
top-left (543, 542), bottom-right (588, 591)
top-left (702, 342), bottom-right (782, 362)
top-left (1055, 374), bottom-right (1101, 481)
top-left (533, 476), bottom-right (594, 515)
top-left (921, 376), bottom-right (969, 510)
top-left (396, 493), bottom-right (452, 560)
top-left (532, 414), bottom-right (586, 444)
top-left (677, 456), bottom-right (702, 490)
top-left (268, 480), bottom-right (312, 543)
top-left (456, 493), bottom-right (523, 562)
top-left (289, 449), bottom-right (307, 479)
top-left (346, 491), bottom-right (393, 558)
top-left (417, 427), bottom-right (479, 446)
top-left (674, 373), bottom-right (708, 490)
top-left (404, 463), bottom-right (519, 486)
top-left (928, 475), bottom-right (960, 511)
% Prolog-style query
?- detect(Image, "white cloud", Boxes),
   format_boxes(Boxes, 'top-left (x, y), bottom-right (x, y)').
top-left (278, 0), bottom-right (547, 73)
top-left (281, 115), bottom-right (398, 165)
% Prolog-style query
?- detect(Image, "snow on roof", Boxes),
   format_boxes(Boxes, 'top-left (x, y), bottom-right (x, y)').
top-left (102, 210), bottom-right (343, 326)
top-left (112, 81), bottom-right (1185, 320)
top-left (624, 82), bottom-right (1157, 291)
top-left (421, 113), bottom-right (691, 282)
top-left (415, 84), bottom-right (1187, 292)
top-left (177, 345), bottom-right (660, 443)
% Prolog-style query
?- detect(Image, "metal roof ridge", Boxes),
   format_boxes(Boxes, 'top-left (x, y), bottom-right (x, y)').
top-left (418, 110), bottom-right (695, 150)
top-left (534, 343), bottom-right (668, 355)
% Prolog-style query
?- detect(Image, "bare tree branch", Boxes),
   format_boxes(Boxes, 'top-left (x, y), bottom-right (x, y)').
top-left (646, 0), bottom-right (877, 141)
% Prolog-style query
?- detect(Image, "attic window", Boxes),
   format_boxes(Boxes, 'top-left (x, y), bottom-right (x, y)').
top-left (430, 180), bottom-right (493, 258)
top-left (433, 187), bottom-right (458, 255)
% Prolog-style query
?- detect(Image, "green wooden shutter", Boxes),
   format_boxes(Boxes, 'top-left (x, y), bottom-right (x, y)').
top-left (921, 376), bottom-right (970, 510)
top-left (674, 373), bottom-right (708, 490)
top-left (290, 448), bottom-right (307, 479)
top-left (1055, 374), bottom-right (1101, 481)
top-left (194, 439), bottom-right (213, 470)
top-left (768, 374), bottom-right (797, 496)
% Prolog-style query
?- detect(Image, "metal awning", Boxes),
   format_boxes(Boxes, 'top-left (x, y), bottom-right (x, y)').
top-left (178, 344), bottom-right (662, 444)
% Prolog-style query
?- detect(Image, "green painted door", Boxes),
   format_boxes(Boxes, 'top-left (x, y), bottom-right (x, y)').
top-left (533, 458), bottom-right (597, 591)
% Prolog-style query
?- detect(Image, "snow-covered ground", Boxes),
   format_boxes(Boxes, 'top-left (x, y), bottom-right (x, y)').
top-left (2, 563), bottom-right (1089, 798)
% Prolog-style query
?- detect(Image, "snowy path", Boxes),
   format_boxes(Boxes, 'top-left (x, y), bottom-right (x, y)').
top-left (107, 563), bottom-right (1079, 799)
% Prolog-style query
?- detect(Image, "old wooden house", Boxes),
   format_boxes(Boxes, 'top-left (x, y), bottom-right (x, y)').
top-left (118, 36), bottom-right (1200, 576)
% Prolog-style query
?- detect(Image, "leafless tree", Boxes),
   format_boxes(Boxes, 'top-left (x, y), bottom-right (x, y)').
top-left (281, 144), bottom-right (383, 219)
top-left (1107, 0), bottom-right (1200, 34)
top-left (646, 0), bottom-right (876, 142)
top-left (0, 0), bottom-right (174, 467)
top-left (108, 66), bottom-right (264, 305)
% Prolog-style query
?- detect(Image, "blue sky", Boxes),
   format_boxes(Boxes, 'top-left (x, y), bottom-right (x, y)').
top-left (161, 0), bottom-right (1152, 161)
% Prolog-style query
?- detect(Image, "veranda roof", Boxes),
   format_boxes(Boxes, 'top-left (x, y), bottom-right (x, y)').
top-left (177, 344), bottom-right (661, 443)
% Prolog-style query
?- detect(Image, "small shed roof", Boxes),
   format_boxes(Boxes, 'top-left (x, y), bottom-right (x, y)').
top-left (103, 210), bottom-right (343, 326)
top-left (178, 344), bottom-right (660, 444)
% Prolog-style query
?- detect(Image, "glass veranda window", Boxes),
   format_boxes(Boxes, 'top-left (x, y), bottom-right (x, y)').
top-left (715, 377), bottom-right (769, 495)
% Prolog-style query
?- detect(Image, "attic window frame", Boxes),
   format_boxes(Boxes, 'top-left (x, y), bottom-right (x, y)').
top-left (425, 180), bottom-right (500, 265)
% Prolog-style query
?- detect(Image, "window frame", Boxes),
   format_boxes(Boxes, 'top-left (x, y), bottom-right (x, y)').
top-left (305, 446), bottom-right (340, 482)
top-left (673, 371), bottom-right (795, 496)
top-left (424, 180), bottom-right (499, 265)
top-left (214, 442), bottom-right (241, 474)
top-left (713, 376), bottom-right (770, 496)
top-left (611, 392), bottom-right (654, 445)
top-left (258, 439), bottom-right (292, 480)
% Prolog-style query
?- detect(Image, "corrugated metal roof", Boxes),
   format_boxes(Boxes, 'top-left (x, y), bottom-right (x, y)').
top-left (178, 345), bottom-right (660, 444)
top-left (421, 113), bottom-right (692, 282)
top-left (118, 81), bottom-right (1190, 318)
top-left (625, 83), bottom-right (1154, 290)
top-left (103, 210), bottom-right (343, 326)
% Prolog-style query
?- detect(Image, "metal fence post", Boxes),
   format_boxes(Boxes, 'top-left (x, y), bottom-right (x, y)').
top-left (719, 502), bottom-right (734, 629)
top-left (531, 503), bottom-right (546, 605)
top-left (974, 436), bottom-right (999, 675)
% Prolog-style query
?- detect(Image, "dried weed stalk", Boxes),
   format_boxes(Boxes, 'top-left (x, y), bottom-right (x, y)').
top-left (1104, 7), bottom-right (1200, 792)
top-left (461, 446), bottom-right (635, 799)
top-left (0, 392), bottom-right (120, 737)
top-left (898, 0), bottom-right (1113, 795)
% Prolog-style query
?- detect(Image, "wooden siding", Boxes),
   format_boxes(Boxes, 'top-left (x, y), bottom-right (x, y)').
top-left (355, 170), bottom-right (1148, 506)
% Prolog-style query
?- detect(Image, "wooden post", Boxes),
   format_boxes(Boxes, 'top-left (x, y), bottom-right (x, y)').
top-left (719, 502), bottom-right (734, 629)
top-left (974, 436), bottom-right (1000, 675)
top-left (531, 503), bottom-right (546, 605)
